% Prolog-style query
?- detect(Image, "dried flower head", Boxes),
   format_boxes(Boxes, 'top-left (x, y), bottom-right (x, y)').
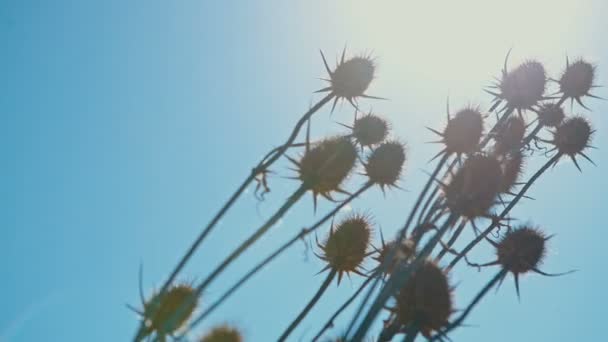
top-left (550, 116), bottom-right (595, 171)
top-left (536, 102), bottom-right (565, 128)
top-left (444, 154), bottom-right (503, 218)
top-left (394, 261), bottom-right (453, 338)
top-left (141, 284), bottom-right (198, 338)
top-left (428, 107), bottom-right (484, 159)
top-left (497, 227), bottom-right (546, 275)
top-left (291, 136), bottom-right (358, 208)
top-left (498, 151), bottom-right (525, 194)
top-left (199, 325), bottom-right (243, 342)
top-left (494, 115), bottom-right (526, 154)
top-left (317, 49), bottom-right (379, 111)
top-left (351, 112), bottom-right (390, 147)
top-left (317, 213), bottom-right (372, 283)
top-left (558, 58), bottom-right (599, 108)
top-left (373, 238), bottom-right (416, 275)
top-left (364, 140), bottom-right (407, 189)
top-left (489, 56), bottom-right (547, 113)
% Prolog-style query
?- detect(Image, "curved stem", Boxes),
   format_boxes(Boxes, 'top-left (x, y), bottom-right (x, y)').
top-left (183, 183), bottom-right (372, 333)
top-left (278, 269), bottom-right (337, 342)
top-left (436, 219), bottom-right (466, 261)
top-left (448, 153), bottom-right (560, 270)
top-left (312, 273), bottom-right (376, 342)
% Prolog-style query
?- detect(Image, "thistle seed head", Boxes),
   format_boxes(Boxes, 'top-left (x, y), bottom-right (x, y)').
top-left (559, 59), bottom-right (596, 101)
top-left (537, 102), bottom-right (565, 128)
top-left (331, 56), bottom-right (375, 100)
top-left (395, 261), bottom-right (453, 338)
top-left (442, 107), bottom-right (484, 155)
top-left (296, 136), bottom-right (358, 202)
top-left (199, 325), bottom-right (243, 342)
top-left (444, 154), bottom-right (503, 218)
top-left (499, 151), bottom-right (525, 194)
top-left (498, 60), bottom-right (546, 111)
top-left (364, 141), bottom-right (407, 188)
top-left (373, 239), bottom-right (416, 275)
top-left (497, 227), bottom-right (546, 275)
top-left (142, 284), bottom-right (198, 337)
top-left (553, 116), bottom-right (593, 156)
top-left (352, 113), bottom-right (389, 147)
top-left (318, 213), bottom-right (372, 283)
top-left (494, 115), bottom-right (526, 154)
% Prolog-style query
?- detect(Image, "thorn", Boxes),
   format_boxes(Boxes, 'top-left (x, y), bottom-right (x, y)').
top-left (320, 50), bottom-right (332, 76)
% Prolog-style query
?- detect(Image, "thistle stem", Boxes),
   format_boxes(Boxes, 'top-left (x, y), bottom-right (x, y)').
top-left (278, 269), bottom-right (337, 342)
top-left (312, 272), bottom-right (377, 342)
top-left (436, 219), bottom-right (467, 261)
top-left (448, 153), bottom-right (560, 270)
top-left (403, 325), bottom-right (419, 342)
top-left (183, 183), bottom-right (373, 334)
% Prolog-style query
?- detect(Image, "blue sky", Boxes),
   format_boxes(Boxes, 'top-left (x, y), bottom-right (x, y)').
top-left (3, 0), bottom-right (607, 341)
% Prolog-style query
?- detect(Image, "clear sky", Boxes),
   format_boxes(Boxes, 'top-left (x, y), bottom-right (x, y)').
top-left (3, 0), bottom-right (607, 341)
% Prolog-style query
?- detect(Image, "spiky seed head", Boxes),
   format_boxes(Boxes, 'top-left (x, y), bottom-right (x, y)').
top-left (142, 284), bottom-right (198, 337)
top-left (364, 141), bottom-right (407, 187)
top-left (444, 154), bottom-right (503, 218)
top-left (497, 227), bottom-right (546, 274)
top-left (537, 102), bottom-right (565, 128)
top-left (319, 213), bottom-right (372, 282)
top-left (373, 239), bottom-right (416, 275)
top-left (499, 152), bottom-right (525, 194)
top-left (494, 115), bottom-right (526, 154)
top-left (498, 60), bottom-right (546, 111)
top-left (199, 325), bottom-right (243, 342)
top-left (559, 59), bottom-right (596, 100)
top-left (395, 261), bottom-right (453, 338)
top-left (297, 136), bottom-right (357, 199)
top-left (331, 56), bottom-right (375, 100)
top-left (553, 116), bottom-right (592, 156)
top-left (442, 107), bottom-right (484, 155)
top-left (352, 113), bottom-right (389, 147)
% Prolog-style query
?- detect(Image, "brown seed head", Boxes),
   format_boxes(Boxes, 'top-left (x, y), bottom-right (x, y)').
top-left (497, 227), bottom-right (546, 274)
top-left (319, 214), bottom-right (372, 282)
top-left (395, 261), bottom-right (453, 338)
top-left (142, 284), bottom-right (198, 336)
top-left (352, 113), bottom-right (389, 147)
top-left (199, 325), bottom-right (243, 342)
top-left (553, 116), bottom-right (593, 156)
top-left (442, 108), bottom-right (484, 155)
top-left (297, 136), bottom-right (357, 198)
top-left (499, 151), bottom-right (525, 194)
top-left (499, 60), bottom-right (546, 111)
top-left (331, 56), bottom-right (375, 100)
top-left (364, 141), bottom-right (407, 187)
top-left (494, 115), bottom-right (526, 154)
top-left (444, 154), bottom-right (503, 218)
top-left (559, 59), bottom-right (596, 100)
top-left (373, 239), bottom-right (416, 275)
top-left (537, 103), bottom-right (565, 128)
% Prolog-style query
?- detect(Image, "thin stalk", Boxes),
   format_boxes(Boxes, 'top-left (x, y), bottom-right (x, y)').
top-left (403, 325), bottom-right (419, 342)
top-left (278, 269), bottom-right (338, 342)
top-left (350, 214), bottom-right (459, 341)
top-left (436, 219), bottom-right (466, 261)
top-left (417, 183), bottom-right (440, 225)
top-left (184, 183), bottom-right (373, 333)
top-left (432, 269), bottom-right (507, 340)
top-left (312, 272), bottom-right (377, 342)
top-left (448, 153), bottom-right (560, 270)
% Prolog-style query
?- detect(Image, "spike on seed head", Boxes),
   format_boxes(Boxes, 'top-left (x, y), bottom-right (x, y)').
top-left (199, 325), bottom-right (243, 342)
top-left (352, 113), bottom-right (389, 147)
top-left (364, 141), bottom-right (407, 188)
top-left (496, 60), bottom-right (547, 111)
top-left (552, 116), bottom-right (593, 156)
top-left (494, 115), bottom-right (526, 155)
top-left (537, 102), bottom-right (565, 128)
top-left (559, 59), bottom-right (596, 104)
top-left (444, 154), bottom-right (503, 218)
top-left (497, 226), bottom-right (546, 275)
top-left (373, 239), bottom-right (416, 275)
top-left (318, 213), bottom-right (372, 283)
top-left (440, 107), bottom-right (484, 155)
top-left (141, 283), bottom-right (198, 338)
top-left (295, 136), bottom-right (358, 204)
top-left (394, 261), bottom-right (453, 338)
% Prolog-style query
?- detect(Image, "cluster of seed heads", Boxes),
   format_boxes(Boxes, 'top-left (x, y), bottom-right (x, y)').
top-left (133, 48), bottom-right (600, 342)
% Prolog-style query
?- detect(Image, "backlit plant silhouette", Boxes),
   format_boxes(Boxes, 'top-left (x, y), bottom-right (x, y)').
top-left (131, 48), bottom-right (601, 341)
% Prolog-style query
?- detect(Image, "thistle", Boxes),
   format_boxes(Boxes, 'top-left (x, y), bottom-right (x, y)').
top-left (392, 261), bottom-right (453, 338)
top-left (536, 102), bottom-right (565, 128)
top-left (317, 49), bottom-right (380, 111)
top-left (199, 325), bottom-right (243, 342)
top-left (498, 151), bottom-right (525, 195)
top-left (427, 107), bottom-right (484, 160)
top-left (549, 116), bottom-right (595, 171)
top-left (558, 58), bottom-right (600, 109)
top-left (443, 154), bottom-right (503, 219)
top-left (347, 112), bottom-right (390, 148)
top-left (364, 140), bottom-right (407, 190)
top-left (493, 115), bottom-right (525, 154)
top-left (373, 237), bottom-right (416, 276)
